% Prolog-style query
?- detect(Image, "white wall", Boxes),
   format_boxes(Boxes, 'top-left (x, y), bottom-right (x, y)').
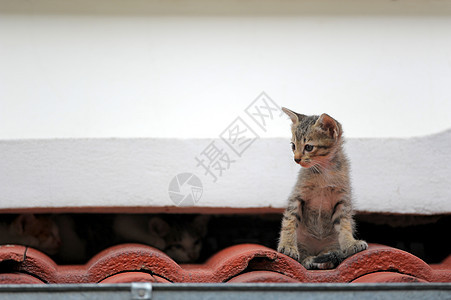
top-left (1, 1), bottom-right (450, 214)
top-left (1, 131), bottom-right (450, 214)
top-left (1, 0), bottom-right (451, 140)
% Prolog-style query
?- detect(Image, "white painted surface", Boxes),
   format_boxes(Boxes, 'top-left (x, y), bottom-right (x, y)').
top-left (1, 130), bottom-right (450, 214)
top-left (1, 1), bottom-right (450, 214)
top-left (1, 0), bottom-right (451, 140)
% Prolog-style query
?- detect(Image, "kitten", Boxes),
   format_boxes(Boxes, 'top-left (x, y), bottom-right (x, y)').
top-left (113, 214), bottom-right (209, 263)
top-left (0, 214), bottom-right (61, 255)
top-left (277, 108), bottom-right (367, 269)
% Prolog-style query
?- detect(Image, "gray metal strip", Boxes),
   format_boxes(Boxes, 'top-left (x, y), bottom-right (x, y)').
top-left (0, 283), bottom-right (450, 300)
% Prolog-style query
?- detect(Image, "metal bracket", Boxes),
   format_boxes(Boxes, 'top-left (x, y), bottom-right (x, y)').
top-left (131, 282), bottom-right (152, 300)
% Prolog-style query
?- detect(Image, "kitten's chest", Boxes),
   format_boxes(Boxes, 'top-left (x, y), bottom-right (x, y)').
top-left (298, 187), bottom-right (340, 240)
top-left (302, 185), bottom-right (341, 213)
top-left (298, 170), bottom-right (345, 211)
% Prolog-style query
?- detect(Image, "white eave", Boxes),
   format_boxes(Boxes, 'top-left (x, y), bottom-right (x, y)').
top-left (0, 130), bottom-right (450, 215)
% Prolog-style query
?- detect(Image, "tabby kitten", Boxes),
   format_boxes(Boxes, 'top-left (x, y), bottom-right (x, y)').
top-left (113, 214), bottom-right (209, 263)
top-left (0, 214), bottom-right (61, 255)
top-left (277, 108), bottom-right (367, 269)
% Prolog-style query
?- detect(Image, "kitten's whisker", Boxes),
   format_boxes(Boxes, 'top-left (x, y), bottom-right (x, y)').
top-left (313, 164), bottom-right (323, 174)
top-left (310, 164), bottom-right (317, 173)
top-left (313, 162), bottom-right (323, 172)
top-left (311, 165), bottom-right (318, 173)
top-left (316, 160), bottom-right (329, 171)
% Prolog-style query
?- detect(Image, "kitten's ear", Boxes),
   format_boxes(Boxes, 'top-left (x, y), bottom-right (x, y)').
top-left (282, 107), bottom-right (304, 124)
top-left (192, 215), bottom-right (210, 237)
top-left (149, 217), bottom-right (170, 237)
top-left (12, 214), bottom-right (36, 234)
top-left (315, 113), bottom-right (342, 139)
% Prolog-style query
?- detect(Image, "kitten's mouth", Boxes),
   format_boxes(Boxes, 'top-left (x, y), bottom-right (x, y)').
top-left (299, 161), bottom-right (311, 168)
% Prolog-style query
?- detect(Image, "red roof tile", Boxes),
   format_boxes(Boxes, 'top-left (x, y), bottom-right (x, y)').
top-left (351, 272), bottom-right (428, 283)
top-left (227, 271), bottom-right (301, 283)
top-left (100, 272), bottom-right (171, 283)
top-left (1, 243), bottom-right (450, 284)
top-left (0, 273), bottom-right (45, 284)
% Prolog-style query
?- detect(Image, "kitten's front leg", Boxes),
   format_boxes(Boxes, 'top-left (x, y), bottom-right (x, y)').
top-left (277, 201), bottom-right (301, 261)
top-left (331, 200), bottom-right (368, 258)
top-left (311, 202), bottom-right (367, 268)
top-left (310, 218), bottom-right (367, 269)
top-left (336, 217), bottom-right (368, 257)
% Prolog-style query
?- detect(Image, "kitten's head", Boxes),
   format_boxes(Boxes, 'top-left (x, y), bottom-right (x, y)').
top-left (149, 215), bottom-right (209, 263)
top-left (11, 214), bottom-right (61, 255)
top-left (282, 107), bottom-right (342, 169)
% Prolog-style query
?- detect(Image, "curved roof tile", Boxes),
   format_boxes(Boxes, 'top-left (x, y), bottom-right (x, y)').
top-left (1, 244), bottom-right (450, 284)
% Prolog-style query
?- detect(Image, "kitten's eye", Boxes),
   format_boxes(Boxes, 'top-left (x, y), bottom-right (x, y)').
top-left (304, 144), bottom-right (314, 152)
top-left (290, 142), bottom-right (295, 151)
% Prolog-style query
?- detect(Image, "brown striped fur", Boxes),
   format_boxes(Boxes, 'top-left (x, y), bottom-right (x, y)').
top-left (277, 108), bottom-right (367, 269)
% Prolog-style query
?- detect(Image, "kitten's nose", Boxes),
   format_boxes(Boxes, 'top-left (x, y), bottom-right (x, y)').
top-left (294, 158), bottom-right (301, 163)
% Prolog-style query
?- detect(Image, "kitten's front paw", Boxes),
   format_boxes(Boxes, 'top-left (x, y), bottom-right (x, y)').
top-left (301, 256), bottom-right (315, 269)
top-left (344, 240), bottom-right (368, 257)
top-left (301, 256), bottom-right (334, 270)
top-left (311, 250), bottom-right (342, 269)
top-left (277, 244), bottom-right (300, 261)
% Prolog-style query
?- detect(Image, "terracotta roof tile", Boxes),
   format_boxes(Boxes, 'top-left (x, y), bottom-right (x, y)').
top-left (1, 243), bottom-right (450, 284)
top-left (351, 272), bottom-right (428, 283)
top-left (99, 272), bottom-right (171, 283)
top-left (432, 255), bottom-right (451, 270)
top-left (227, 271), bottom-right (301, 283)
top-left (0, 273), bottom-right (45, 284)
